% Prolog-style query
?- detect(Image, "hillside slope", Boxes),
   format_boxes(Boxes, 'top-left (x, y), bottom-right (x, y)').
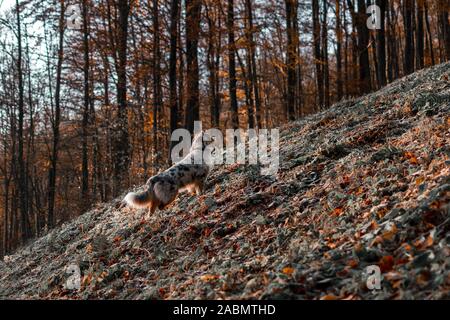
top-left (1, 63), bottom-right (449, 300)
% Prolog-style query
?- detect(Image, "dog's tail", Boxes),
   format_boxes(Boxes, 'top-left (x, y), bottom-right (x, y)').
top-left (124, 188), bottom-right (152, 208)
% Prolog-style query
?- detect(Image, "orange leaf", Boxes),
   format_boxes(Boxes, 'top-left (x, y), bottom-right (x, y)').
top-left (379, 255), bottom-right (394, 272)
top-left (355, 186), bottom-right (364, 195)
top-left (347, 259), bottom-right (359, 268)
top-left (423, 234), bottom-right (434, 248)
top-left (415, 177), bottom-right (425, 186)
top-left (404, 151), bottom-right (418, 165)
top-left (282, 267), bottom-right (295, 275)
top-left (382, 224), bottom-right (398, 241)
top-left (320, 295), bottom-right (339, 300)
top-left (370, 220), bottom-right (379, 230)
top-left (332, 207), bottom-right (344, 216)
top-left (200, 274), bottom-right (220, 282)
top-left (203, 228), bottom-right (212, 237)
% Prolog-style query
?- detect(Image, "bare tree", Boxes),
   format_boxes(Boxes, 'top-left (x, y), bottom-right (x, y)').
top-left (227, 0), bottom-right (239, 129)
top-left (111, 0), bottom-right (131, 195)
top-left (185, 0), bottom-right (201, 133)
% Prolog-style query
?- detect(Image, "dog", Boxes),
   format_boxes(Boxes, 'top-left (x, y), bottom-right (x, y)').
top-left (124, 132), bottom-right (211, 214)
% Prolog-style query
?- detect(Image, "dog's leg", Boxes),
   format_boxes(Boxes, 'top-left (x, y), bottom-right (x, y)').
top-left (149, 200), bottom-right (158, 215)
top-left (186, 185), bottom-right (196, 196)
top-left (159, 189), bottom-right (178, 210)
top-left (195, 180), bottom-right (204, 195)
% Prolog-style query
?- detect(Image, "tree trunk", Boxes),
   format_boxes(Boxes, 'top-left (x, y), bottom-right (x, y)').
top-left (185, 0), bottom-right (201, 133)
top-left (285, 0), bottom-right (298, 120)
top-left (15, 0), bottom-right (29, 242)
top-left (206, 2), bottom-right (218, 127)
top-left (424, 1), bottom-right (435, 65)
top-left (81, 0), bottom-right (90, 210)
top-left (312, 0), bottom-right (323, 107)
top-left (348, 0), bottom-right (372, 94)
top-left (169, 0), bottom-right (179, 160)
top-left (335, 0), bottom-right (343, 100)
top-left (112, 0), bottom-right (130, 196)
top-left (227, 0), bottom-right (239, 129)
top-left (438, 0), bottom-right (450, 61)
top-left (321, 0), bottom-right (330, 107)
top-left (153, 0), bottom-right (162, 169)
top-left (403, 0), bottom-right (415, 75)
top-left (376, 0), bottom-right (387, 87)
top-left (245, 0), bottom-right (261, 127)
top-left (415, 0), bottom-right (425, 69)
top-left (47, 0), bottom-right (65, 229)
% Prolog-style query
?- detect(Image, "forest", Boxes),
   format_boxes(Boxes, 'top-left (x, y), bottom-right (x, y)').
top-left (0, 0), bottom-right (449, 257)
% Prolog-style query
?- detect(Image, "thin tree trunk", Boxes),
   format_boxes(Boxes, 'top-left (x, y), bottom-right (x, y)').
top-left (236, 51), bottom-right (254, 128)
top-left (403, 0), bottom-right (415, 75)
top-left (424, 1), bottom-right (435, 65)
top-left (285, 0), bottom-right (298, 120)
top-left (112, 0), bottom-right (130, 195)
top-left (81, 0), bottom-right (90, 210)
top-left (321, 0), bottom-right (330, 107)
top-left (438, 0), bottom-right (450, 60)
top-left (178, 2), bottom-right (185, 129)
top-left (15, 0), bottom-right (29, 242)
top-left (227, 0), bottom-right (239, 129)
top-left (153, 0), bottom-right (162, 168)
top-left (206, 2), bottom-right (218, 127)
top-left (348, 0), bottom-right (372, 93)
top-left (25, 29), bottom-right (36, 236)
top-left (169, 0), bottom-right (179, 159)
top-left (47, 0), bottom-right (65, 229)
top-left (312, 0), bottom-right (323, 107)
top-left (185, 0), bottom-right (201, 133)
top-left (415, 0), bottom-right (425, 69)
top-left (246, 0), bottom-right (261, 127)
top-left (335, 0), bottom-right (343, 100)
top-left (376, 0), bottom-right (387, 87)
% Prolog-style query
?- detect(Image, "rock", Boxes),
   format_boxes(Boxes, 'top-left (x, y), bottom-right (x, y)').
top-left (255, 215), bottom-right (267, 225)
top-left (244, 278), bottom-right (258, 292)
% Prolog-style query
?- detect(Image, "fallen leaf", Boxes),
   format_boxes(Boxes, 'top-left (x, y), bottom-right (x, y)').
top-left (200, 274), bottom-right (220, 282)
top-left (347, 259), bottom-right (359, 268)
top-left (282, 267), bottom-right (295, 275)
top-left (404, 151), bottom-right (418, 165)
top-left (379, 255), bottom-right (394, 272)
top-left (332, 207), bottom-right (344, 216)
top-left (320, 294), bottom-right (339, 300)
top-left (382, 224), bottom-right (398, 241)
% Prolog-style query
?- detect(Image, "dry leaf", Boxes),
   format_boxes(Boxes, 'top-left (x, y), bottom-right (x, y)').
top-left (200, 274), bottom-right (220, 282)
top-left (332, 207), bottom-right (344, 216)
top-left (282, 267), bottom-right (295, 275)
top-left (379, 255), bottom-right (394, 272)
top-left (320, 294), bottom-right (339, 300)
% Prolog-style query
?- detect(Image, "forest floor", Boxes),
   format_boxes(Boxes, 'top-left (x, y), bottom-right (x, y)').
top-left (0, 62), bottom-right (449, 300)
